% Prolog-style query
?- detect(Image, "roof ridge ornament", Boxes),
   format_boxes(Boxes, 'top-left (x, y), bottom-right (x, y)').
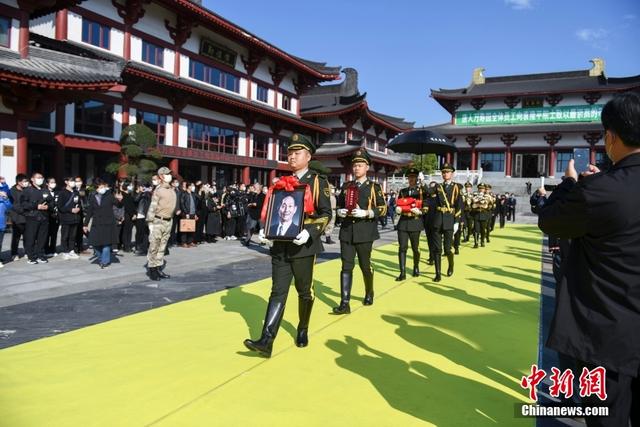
top-left (472, 67), bottom-right (485, 85)
top-left (589, 58), bottom-right (605, 77)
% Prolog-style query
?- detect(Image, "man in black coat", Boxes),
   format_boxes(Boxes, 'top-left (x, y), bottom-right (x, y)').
top-left (9, 174), bottom-right (29, 260)
top-left (538, 92), bottom-right (640, 427)
top-left (22, 172), bottom-right (52, 264)
top-left (244, 183), bottom-right (265, 246)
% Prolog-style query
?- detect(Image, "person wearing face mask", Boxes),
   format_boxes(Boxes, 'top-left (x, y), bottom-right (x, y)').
top-left (133, 183), bottom-right (152, 255)
top-left (195, 183), bottom-right (208, 244)
top-left (0, 185), bottom-right (12, 267)
top-left (204, 189), bottom-right (222, 242)
top-left (118, 181), bottom-right (136, 253)
top-left (146, 167), bottom-right (178, 281)
top-left (8, 174), bottom-right (29, 260)
top-left (169, 179), bottom-right (183, 247)
top-left (83, 178), bottom-right (121, 269)
top-left (43, 177), bottom-right (60, 257)
top-left (539, 92), bottom-right (640, 427)
top-left (22, 172), bottom-right (52, 264)
top-left (74, 176), bottom-right (88, 254)
top-left (179, 182), bottom-right (199, 247)
top-left (57, 177), bottom-right (81, 260)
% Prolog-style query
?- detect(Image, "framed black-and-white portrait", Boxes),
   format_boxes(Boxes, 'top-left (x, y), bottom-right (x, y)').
top-left (265, 187), bottom-right (305, 241)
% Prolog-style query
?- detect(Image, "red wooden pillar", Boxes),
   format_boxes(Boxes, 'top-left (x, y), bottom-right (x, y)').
top-left (269, 169), bottom-right (276, 184)
top-left (54, 104), bottom-right (66, 179)
top-left (544, 133), bottom-right (562, 177)
top-left (16, 119), bottom-right (28, 174)
top-left (548, 147), bottom-right (556, 177)
top-left (117, 98), bottom-right (131, 179)
top-left (55, 9), bottom-right (68, 40)
top-left (465, 135), bottom-right (481, 170)
top-left (242, 166), bottom-right (250, 184)
top-left (123, 25), bottom-right (131, 60)
top-left (18, 10), bottom-right (29, 58)
top-left (169, 159), bottom-right (179, 175)
top-left (505, 148), bottom-right (512, 177)
top-left (500, 134), bottom-right (517, 177)
top-left (445, 153), bottom-right (452, 164)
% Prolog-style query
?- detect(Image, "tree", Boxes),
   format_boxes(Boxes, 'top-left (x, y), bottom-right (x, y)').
top-left (401, 154), bottom-right (438, 174)
top-left (106, 124), bottom-right (162, 183)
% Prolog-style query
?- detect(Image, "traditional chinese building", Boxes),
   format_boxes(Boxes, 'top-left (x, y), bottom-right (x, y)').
top-left (427, 60), bottom-right (640, 178)
top-left (0, 0), bottom-right (342, 186)
top-left (300, 68), bottom-right (413, 189)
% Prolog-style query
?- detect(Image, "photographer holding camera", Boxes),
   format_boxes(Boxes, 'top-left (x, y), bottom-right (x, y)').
top-left (538, 92), bottom-right (640, 427)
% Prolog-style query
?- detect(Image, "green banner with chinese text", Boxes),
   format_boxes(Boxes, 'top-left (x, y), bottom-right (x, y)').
top-left (455, 104), bottom-right (604, 126)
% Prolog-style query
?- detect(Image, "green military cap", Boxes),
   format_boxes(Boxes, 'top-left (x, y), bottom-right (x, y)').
top-left (288, 133), bottom-right (316, 154)
top-left (309, 159), bottom-right (332, 175)
top-left (464, 181), bottom-right (473, 188)
top-left (406, 167), bottom-right (420, 176)
top-left (477, 183), bottom-right (486, 190)
top-left (351, 148), bottom-right (371, 165)
top-left (486, 183), bottom-right (493, 189)
top-left (157, 166), bottom-right (172, 175)
top-left (441, 163), bottom-right (455, 172)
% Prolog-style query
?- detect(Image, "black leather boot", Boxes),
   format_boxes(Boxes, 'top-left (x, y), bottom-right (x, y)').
top-left (363, 270), bottom-right (374, 306)
top-left (296, 297), bottom-right (314, 347)
top-left (433, 256), bottom-right (442, 282)
top-left (333, 270), bottom-right (353, 314)
top-left (244, 300), bottom-right (284, 357)
top-left (473, 233), bottom-right (479, 248)
top-left (412, 251), bottom-right (420, 277)
top-left (454, 246), bottom-right (460, 255)
top-left (446, 253), bottom-right (454, 277)
top-left (147, 266), bottom-right (160, 281)
top-left (157, 267), bottom-right (171, 279)
top-left (395, 252), bottom-right (407, 281)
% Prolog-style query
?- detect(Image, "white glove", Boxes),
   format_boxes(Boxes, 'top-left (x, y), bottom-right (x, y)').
top-left (147, 223), bottom-right (154, 235)
top-left (293, 229), bottom-right (310, 246)
top-left (258, 229), bottom-right (273, 248)
top-left (453, 222), bottom-right (459, 234)
top-left (351, 208), bottom-right (372, 219)
top-left (395, 206), bottom-right (402, 215)
top-left (337, 208), bottom-right (348, 218)
top-left (410, 207), bottom-right (422, 215)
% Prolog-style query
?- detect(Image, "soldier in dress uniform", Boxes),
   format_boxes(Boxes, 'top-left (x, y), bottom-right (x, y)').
top-left (244, 134), bottom-right (332, 357)
top-left (333, 149), bottom-right (386, 314)
top-left (395, 168), bottom-right (428, 281)
top-left (471, 183), bottom-right (491, 248)
top-left (429, 163), bottom-right (464, 282)
top-left (485, 183), bottom-right (496, 242)
top-left (462, 182), bottom-right (474, 243)
top-left (423, 180), bottom-right (438, 265)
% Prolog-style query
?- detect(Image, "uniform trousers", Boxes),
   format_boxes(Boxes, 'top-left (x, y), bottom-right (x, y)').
top-left (147, 218), bottom-right (172, 268)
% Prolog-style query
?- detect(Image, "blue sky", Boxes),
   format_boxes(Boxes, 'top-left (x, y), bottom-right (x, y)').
top-left (205, 0), bottom-right (640, 127)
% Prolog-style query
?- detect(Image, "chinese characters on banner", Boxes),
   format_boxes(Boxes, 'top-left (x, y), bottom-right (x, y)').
top-left (520, 364), bottom-right (608, 402)
top-left (455, 105), bottom-right (604, 126)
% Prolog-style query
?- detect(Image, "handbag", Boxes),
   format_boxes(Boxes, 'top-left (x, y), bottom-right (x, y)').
top-left (180, 218), bottom-right (196, 232)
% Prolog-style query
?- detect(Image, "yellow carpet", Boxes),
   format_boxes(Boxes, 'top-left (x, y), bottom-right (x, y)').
top-left (0, 225), bottom-right (542, 427)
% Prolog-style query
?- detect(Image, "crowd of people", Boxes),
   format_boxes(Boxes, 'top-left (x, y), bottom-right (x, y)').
top-left (0, 173), bottom-right (269, 268)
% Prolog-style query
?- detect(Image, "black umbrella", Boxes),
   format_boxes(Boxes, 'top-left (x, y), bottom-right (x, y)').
top-left (387, 129), bottom-right (457, 156)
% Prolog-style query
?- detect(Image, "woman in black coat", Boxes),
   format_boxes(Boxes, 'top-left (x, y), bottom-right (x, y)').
top-left (82, 179), bottom-right (122, 268)
top-left (205, 191), bottom-right (222, 242)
